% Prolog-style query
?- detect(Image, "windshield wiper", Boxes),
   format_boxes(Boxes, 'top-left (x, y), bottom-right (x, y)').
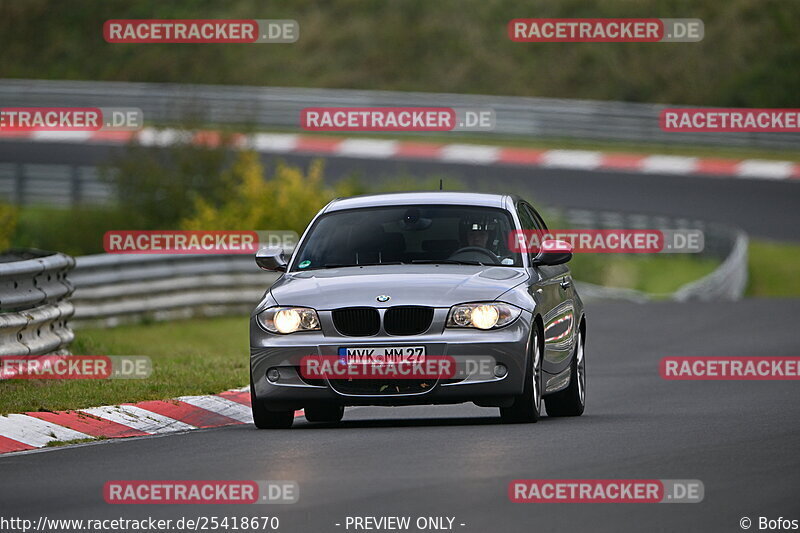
top-left (411, 259), bottom-right (484, 266)
top-left (318, 261), bottom-right (406, 269)
top-left (359, 261), bottom-right (407, 266)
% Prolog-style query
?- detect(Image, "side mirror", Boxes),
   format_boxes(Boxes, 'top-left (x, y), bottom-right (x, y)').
top-left (255, 247), bottom-right (288, 272)
top-left (531, 239), bottom-right (573, 266)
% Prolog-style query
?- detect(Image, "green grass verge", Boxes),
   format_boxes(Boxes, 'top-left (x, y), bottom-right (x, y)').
top-left (45, 436), bottom-right (107, 448)
top-left (0, 316), bottom-right (249, 415)
top-left (570, 254), bottom-right (721, 295)
top-left (747, 241), bottom-right (800, 297)
top-left (572, 239), bottom-right (800, 297)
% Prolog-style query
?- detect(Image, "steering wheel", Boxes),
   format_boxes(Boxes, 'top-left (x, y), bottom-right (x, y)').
top-left (448, 246), bottom-right (500, 264)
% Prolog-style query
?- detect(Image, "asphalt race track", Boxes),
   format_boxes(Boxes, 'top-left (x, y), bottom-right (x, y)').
top-left (1, 139), bottom-right (799, 241)
top-left (2, 299), bottom-right (799, 533)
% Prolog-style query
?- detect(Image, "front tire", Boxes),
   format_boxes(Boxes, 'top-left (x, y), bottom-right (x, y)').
top-left (250, 376), bottom-right (295, 429)
top-left (500, 325), bottom-right (542, 423)
top-left (545, 326), bottom-right (585, 417)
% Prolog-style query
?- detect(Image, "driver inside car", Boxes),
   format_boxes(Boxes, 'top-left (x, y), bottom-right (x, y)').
top-left (454, 215), bottom-right (511, 264)
top-left (466, 223), bottom-right (490, 248)
top-left (459, 215), bottom-right (497, 250)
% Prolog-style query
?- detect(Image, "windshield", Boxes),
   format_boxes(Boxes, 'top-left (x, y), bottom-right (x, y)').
top-left (291, 205), bottom-right (522, 271)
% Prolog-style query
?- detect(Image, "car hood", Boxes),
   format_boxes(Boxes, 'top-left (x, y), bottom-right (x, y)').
top-left (269, 264), bottom-right (528, 309)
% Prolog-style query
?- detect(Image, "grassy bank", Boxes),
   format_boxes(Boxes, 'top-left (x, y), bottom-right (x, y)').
top-left (574, 239), bottom-right (800, 298)
top-left (0, 316), bottom-right (249, 415)
top-left (570, 254), bottom-right (720, 295)
top-left (747, 241), bottom-right (800, 297)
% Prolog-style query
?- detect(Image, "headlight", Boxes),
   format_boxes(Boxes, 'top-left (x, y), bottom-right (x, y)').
top-left (258, 307), bottom-right (320, 334)
top-left (446, 302), bottom-right (521, 330)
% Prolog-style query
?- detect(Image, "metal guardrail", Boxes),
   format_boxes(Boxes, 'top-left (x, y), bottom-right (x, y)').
top-left (551, 208), bottom-right (749, 302)
top-left (0, 250), bottom-right (75, 355)
top-left (672, 232), bottom-right (749, 302)
top-left (70, 254), bottom-right (281, 328)
top-left (64, 211), bottom-right (747, 329)
top-left (1, 79), bottom-right (799, 149)
top-left (0, 163), bottom-right (115, 206)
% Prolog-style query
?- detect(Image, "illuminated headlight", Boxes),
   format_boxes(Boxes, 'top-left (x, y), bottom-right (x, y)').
top-left (446, 302), bottom-right (521, 330)
top-left (258, 307), bottom-right (320, 334)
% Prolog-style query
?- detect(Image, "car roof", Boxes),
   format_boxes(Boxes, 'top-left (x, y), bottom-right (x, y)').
top-left (323, 191), bottom-right (517, 212)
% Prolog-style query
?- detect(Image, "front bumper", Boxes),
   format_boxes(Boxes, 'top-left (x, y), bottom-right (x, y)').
top-left (250, 310), bottom-right (532, 409)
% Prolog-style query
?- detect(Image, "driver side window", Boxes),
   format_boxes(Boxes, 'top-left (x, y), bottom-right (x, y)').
top-left (517, 203), bottom-right (546, 263)
top-left (517, 203), bottom-right (537, 231)
top-left (525, 204), bottom-right (548, 231)
top-left (524, 205), bottom-right (544, 231)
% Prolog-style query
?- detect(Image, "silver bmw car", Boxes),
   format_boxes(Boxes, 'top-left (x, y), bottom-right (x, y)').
top-left (250, 191), bottom-right (586, 428)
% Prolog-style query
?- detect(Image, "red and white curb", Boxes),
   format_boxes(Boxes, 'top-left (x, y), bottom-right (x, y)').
top-left (0, 387), bottom-right (301, 455)
top-left (1, 128), bottom-right (798, 180)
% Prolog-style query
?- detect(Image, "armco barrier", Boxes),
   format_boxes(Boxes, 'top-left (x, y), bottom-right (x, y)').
top-left (672, 231), bottom-right (748, 302)
top-left (1, 79), bottom-right (798, 149)
top-left (69, 253), bottom-right (281, 328)
top-left (551, 208), bottom-right (749, 302)
top-left (0, 250), bottom-right (75, 355)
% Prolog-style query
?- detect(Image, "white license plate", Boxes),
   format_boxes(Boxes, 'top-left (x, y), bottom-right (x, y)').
top-left (338, 346), bottom-right (426, 365)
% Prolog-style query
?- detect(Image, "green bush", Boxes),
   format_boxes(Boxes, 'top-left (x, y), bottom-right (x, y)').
top-left (12, 206), bottom-right (132, 256)
top-left (0, 202), bottom-right (19, 252)
top-left (180, 151), bottom-right (332, 234)
top-left (104, 133), bottom-right (238, 229)
top-left (179, 151), bottom-right (465, 233)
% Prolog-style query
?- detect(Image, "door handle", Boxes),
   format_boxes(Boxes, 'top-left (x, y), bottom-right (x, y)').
top-left (560, 278), bottom-right (571, 289)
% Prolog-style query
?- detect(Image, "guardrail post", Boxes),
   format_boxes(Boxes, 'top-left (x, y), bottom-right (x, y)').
top-left (14, 163), bottom-right (25, 205)
top-left (70, 166), bottom-right (82, 206)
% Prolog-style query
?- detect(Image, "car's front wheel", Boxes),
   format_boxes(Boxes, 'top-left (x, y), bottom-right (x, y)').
top-left (250, 376), bottom-right (295, 429)
top-left (500, 326), bottom-right (542, 423)
top-left (545, 326), bottom-right (585, 417)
